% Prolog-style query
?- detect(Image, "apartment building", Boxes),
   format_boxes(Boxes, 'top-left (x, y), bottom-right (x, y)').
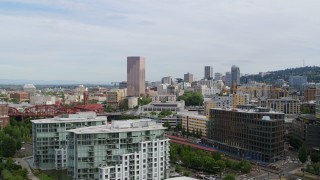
top-left (31, 112), bottom-right (108, 170)
top-left (107, 89), bottom-right (125, 110)
top-left (205, 107), bottom-right (285, 163)
top-left (182, 114), bottom-right (208, 137)
top-left (140, 101), bottom-right (185, 113)
top-left (10, 92), bottom-right (29, 102)
top-left (67, 119), bottom-right (170, 180)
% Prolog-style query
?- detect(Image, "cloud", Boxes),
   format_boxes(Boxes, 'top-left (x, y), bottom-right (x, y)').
top-left (0, 0), bottom-right (320, 82)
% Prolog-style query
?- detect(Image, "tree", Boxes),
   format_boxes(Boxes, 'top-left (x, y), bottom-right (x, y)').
top-left (175, 165), bottom-right (181, 173)
top-left (0, 137), bottom-right (17, 157)
top-left (212, 152), bottom-right (221, 161)
top-left (192, 129), bottom-right (195, 137)
top-left (138, 96), bottom-right (152, 106)
top-left (298, 144), bottom-right (308, 163)
top-left (175, 123), bottom-right (182, 132)
top-left (150, 111), bottom-right (157, 116)
top-left (311, 152), bottom-right (320, 163)
top-left (177, 92), bottom-right (204, 106)
top-left (105, 105), bottom-right (113, 112)
top-left (199, 129), bottom-right (203, 137)
top-left (223, 174), bottom-right (235, 180)
top-left (163, 121), bottom-right (171, 130)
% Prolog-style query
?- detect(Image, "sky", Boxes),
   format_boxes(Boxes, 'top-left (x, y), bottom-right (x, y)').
top-left (1, 0), bottom-right (320, 83)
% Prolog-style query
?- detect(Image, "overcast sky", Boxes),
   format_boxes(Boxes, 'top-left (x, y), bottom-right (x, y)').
top-left (1, 0), bottom-right (320, 83)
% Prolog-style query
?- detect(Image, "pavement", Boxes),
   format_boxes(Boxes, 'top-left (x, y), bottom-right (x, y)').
top-left (14, 157), bottom-right (39, 180)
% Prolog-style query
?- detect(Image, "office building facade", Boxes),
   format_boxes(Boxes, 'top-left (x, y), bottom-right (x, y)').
top-left (182, 114), bottom-right (208, 137)
top-left (205, 107), bottom-right (285, 163)
top-left (214, 73), bottom-right (222, 81)
top-left (184, 73), bottom-right (193, 83)
top-left (127, 57), bottom-right (145, 97)
top-left (67, 120), bottom-right (170, 180)
top-left (225, 72), bottom-right (231, 87)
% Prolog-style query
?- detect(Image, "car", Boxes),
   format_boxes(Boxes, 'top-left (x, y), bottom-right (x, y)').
top-left (21, 147), bottom-right (25, 150)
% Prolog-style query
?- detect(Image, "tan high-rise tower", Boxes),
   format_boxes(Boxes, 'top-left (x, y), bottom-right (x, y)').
top-left (127, 56), bottom-right (145, 96)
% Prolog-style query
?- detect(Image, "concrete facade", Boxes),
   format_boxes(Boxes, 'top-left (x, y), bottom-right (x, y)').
top-left (127, 56), bottom-right (145, 97)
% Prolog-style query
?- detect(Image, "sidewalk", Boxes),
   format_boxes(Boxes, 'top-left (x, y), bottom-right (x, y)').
top-left (14, 157), bottom-right (39, 180)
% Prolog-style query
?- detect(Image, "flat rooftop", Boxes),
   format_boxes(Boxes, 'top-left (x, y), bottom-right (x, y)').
top-left (31, 116), bottom-right (108, 124)
top-left (212, 107), bottom-right (284, 115)
top-left (67, 119), bottom-right (166, 134)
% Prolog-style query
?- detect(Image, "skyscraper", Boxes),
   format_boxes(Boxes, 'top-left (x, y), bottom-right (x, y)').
top-left (127, 56), bottom-right (145, 96)
top-left (231, 65), bottom-right (240, 93)
top-left (215, 73), bottom-right (222, 81)
top-left (204, 66), bottom-right (213, 79)
top-left (225, 72), bottom-right (231, 87)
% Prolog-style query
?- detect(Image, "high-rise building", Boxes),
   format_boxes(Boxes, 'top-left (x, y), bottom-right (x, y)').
top-left (161, 76), bottom-right (172, 85)
top-left (214, 73), bottom-right (222, 81)
top-left (127, 56), bottom-right (145, 97)
top-left (316, 83), bottom-right (320, 118)
top-left (205, 106), bottom-right (285, 163)
top-left (31, 112), bottom-right (108, 170)
top-left (204, 66), bottom-right (213, 79)
top-left (231, 65), bottom-right (240, 92)
top-left (225, 72), bottom-right (231, 87)
top-left (184, 72), bottom-right (193, 83)
top-left (67, 119), bottom-right (170, 180)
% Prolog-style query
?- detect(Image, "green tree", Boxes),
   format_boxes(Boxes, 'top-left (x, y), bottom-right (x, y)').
top-left (183, 171), bottom-right (191, 177)
top-left (0, 137), bottom-right (17, 157)
top-left (150, 111), bottom-right (157, 116)
top-left (311, 152), bottom-right (320, 163)
top-left (138, 96), bottom-right (152, 106)
top-left (241, 160), bottom-right (251, 173)
top-left (175, 122), bottom-right (182, 132)
top-left (298, 144), bottom-right (308, 163)
top-left (163, 121), bottom-right (171, 130)
top-left (105, 105), bottom-right (113, 112)
top-left (177, 92), bottom-right (204, 106)
top-left (199, 129), bottom-right (203, 137)
top-left (212, 152), bottom-right (221, 161)
top-left (223, 174), bottom-right (235, 180)
top-left (192, 129), bottom-right (195, 137)
top-left (175, 164), bottom-right (181, 173)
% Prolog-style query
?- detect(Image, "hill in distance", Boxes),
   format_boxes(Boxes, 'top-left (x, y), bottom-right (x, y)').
top-left (241, 66), bottom-right (320, 84)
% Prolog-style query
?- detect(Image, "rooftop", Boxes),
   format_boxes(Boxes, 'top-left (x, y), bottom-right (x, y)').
top-left (67, 119), bottom-right (166, 134)
top-left (212, 107), bottom-right (284, 115)
top-left (31, 112), bottom-right (108, 124)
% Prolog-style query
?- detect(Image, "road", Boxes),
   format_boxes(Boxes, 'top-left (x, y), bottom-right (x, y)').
top-left (14, 157), bottom-right (39, 180)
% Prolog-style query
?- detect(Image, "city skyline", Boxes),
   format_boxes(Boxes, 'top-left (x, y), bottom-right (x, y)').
top-left (1, 0), bottom-right (320, 82)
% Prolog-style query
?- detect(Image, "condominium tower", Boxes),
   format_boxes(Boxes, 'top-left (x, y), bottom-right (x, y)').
top-left (127, 56), bottom-right (145, 97)
top-left (184, 72), bottom-right (193, 83)
top-left (67, 119), bottom-right (170, 180)
top-left (31, 112), bottom-right (108, 170)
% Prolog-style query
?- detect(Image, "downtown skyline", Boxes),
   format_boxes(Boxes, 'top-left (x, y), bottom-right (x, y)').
top-left (1, 0), bottom-right (320, 82)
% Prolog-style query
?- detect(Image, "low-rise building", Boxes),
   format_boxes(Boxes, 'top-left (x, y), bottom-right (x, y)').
top-left (265, 97), bottom-right (300, 115)
top-left (140, 101), bottom-right (185, 113)
top-left (30, 95), bottom-right (56, 105)
top-left (10, 92), bottom-right (29, 102)
top-left (31, 112), bottom-right (108, 170)
top-left (67, 119), bottom-right (170, 180)
top-left (182, 114), bottom-right (208, 137)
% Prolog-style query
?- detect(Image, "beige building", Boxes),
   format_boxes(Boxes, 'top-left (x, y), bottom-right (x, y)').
top-left (203, 100), bottom-right (216, 117)
top-left (266, 97), bottom-right (301, 114)
top-left (182, 114), bottom-right (208, 137)
top-left (107, 89), bottom-right (125, 110)
top-left (152, 95), bottom-right (176, 103)
top-left (127, 56), bottom-right (145, 96)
